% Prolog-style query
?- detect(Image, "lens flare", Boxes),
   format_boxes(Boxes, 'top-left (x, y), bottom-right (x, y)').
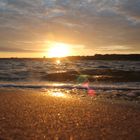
top-left (77, 75), bottom-right (88, 84)
top-left (77, 76), bottom-right (96, 96)
top-left (88, 89), bottom-right (96, 96)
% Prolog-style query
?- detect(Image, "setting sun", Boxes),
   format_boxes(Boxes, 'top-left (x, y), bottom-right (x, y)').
top-left (48, 42), bottom-right (70, 58)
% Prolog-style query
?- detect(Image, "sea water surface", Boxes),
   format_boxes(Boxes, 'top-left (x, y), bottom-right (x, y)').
top-left (0, 58), bottom-right (140, 96)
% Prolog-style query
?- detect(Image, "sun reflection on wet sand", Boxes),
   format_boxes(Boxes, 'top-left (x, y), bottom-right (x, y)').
top-left (46, 89), bottom-right (70, 99)
top-left (50, 92), bottom-right (67, 98)
top-left (56, 60), bottom-right (61, 65)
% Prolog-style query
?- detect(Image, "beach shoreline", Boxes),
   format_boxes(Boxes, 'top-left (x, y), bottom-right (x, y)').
top-left (0, 88), bottom-right (140, 140)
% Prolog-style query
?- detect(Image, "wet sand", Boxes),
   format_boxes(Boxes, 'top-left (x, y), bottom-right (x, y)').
top-left (0, 89), bottom-right (140, 140)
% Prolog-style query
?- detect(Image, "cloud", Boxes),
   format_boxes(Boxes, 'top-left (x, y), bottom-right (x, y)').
top-left (0, 0), bottom-right (140, 54)
top-left (116, 0), bottom-right (140, 20)
top-left (0, 46), bottom-right (44, 53)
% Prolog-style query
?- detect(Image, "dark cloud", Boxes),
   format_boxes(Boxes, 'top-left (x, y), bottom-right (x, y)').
top-left (117, 0), bottom-right (140, 19)
top-left (0, 0), bottom-right (140, 55)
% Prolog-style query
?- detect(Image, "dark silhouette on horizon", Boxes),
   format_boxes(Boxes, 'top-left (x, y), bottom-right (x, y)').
top-left (0, 54), bottom-right (140, 61)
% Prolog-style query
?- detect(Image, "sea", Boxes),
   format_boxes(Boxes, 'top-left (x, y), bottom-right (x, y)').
top-left (0, 58), bottom-right (140, 97)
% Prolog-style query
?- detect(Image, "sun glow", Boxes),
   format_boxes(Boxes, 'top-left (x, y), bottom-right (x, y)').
top-left (48, 42), bottom-right (70, 58)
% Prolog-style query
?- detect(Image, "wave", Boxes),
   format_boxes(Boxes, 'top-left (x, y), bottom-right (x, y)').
top-left (0, 83), bottom-right (140, 91)
top-left (0, 59), bottom-right (140, 83)
top-left (0, 69), bottom-right (140, 82)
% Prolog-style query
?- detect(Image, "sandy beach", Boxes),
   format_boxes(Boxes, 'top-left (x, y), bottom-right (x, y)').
top-left (0, 88), bottom-right (140, 140)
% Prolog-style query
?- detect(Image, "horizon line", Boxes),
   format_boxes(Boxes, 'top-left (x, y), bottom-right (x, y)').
top-left (0, 54), bottom-right (140, 59)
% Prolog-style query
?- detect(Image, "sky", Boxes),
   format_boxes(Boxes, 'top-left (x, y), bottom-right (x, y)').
top-left (0, 0), bottom-right (140, 57)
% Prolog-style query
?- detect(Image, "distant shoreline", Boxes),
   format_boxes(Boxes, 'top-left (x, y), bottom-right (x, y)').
top-left (0, 54), bottom-right (140, 61)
